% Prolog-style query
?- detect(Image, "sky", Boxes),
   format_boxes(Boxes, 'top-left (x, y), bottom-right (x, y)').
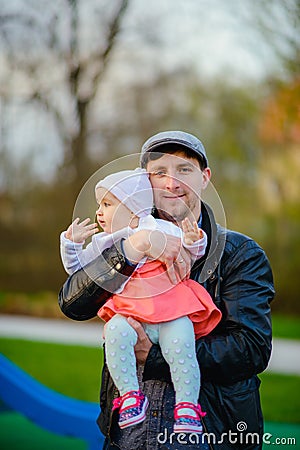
top-left (118, 0), bottom-right (282, 81)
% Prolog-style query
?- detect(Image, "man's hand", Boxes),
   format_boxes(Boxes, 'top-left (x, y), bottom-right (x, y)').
top-left (122, 229), bottom-right (191, 284)
top-left (147, 230), bottom-right (191, 284)
top-left (127, 317), bottom-right (152, 365)
top-left (65, 217), bottom-right (98, 243)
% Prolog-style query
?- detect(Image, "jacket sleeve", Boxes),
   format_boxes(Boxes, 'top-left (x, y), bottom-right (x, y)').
top-left (58, 241), bottom-right (137, 321)
top-left (143, 239), bottom-right (275, 385)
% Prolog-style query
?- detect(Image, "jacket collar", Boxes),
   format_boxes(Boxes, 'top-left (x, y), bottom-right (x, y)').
top-left (192, 202), bottom-right (226, 282)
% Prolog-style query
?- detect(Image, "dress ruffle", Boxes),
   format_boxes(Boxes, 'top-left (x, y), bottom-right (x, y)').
top-left (98, 260), bottom-right (221, 338)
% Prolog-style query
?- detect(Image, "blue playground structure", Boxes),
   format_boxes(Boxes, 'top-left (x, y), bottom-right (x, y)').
top-left (0, 353), bottom-right (104, 450)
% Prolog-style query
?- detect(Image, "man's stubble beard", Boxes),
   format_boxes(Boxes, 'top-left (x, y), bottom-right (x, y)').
top-left (157, 200), bottom-right (199, 225)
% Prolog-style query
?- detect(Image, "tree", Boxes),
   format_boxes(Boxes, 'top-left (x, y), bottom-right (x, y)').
top-left (235, 0), bottom-right (300, 78)
top-left (0, 0), bottom-right (129, 191)
top-left (256, 76), bottom-right (300, 313)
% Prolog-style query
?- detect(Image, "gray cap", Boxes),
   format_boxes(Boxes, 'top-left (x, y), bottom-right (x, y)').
top-left (141, 130), bottom-right (208, 167)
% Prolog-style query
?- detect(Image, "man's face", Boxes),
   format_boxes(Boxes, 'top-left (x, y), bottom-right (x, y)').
top-left (147, 151), bottom-right (211, 224)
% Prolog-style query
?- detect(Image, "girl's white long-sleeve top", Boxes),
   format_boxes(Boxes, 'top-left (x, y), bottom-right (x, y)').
top-left (60, 215), bottom-right (207, 279)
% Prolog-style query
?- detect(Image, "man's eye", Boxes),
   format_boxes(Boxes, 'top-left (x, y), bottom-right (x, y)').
top-left (179, 167), bottom-right (192, 173)
top-left (153, 171), bottom-right (166, 176)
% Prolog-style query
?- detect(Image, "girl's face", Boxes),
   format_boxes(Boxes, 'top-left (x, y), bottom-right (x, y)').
top-left (95, 188), bottom-right (133, 233)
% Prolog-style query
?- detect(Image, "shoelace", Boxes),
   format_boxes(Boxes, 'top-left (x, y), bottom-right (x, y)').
top-left (174, 402), bottom-right (207, 419)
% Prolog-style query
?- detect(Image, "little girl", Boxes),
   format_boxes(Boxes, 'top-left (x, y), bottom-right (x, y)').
top-left (60, 168), bottom-right (221, 434)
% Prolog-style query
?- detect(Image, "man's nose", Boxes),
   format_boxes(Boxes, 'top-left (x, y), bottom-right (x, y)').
top-left (165, 175), bottom-right (181, 190)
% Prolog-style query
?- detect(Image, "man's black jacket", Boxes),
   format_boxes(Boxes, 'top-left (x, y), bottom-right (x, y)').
top-left (58, 204), bottom-right (275, 449)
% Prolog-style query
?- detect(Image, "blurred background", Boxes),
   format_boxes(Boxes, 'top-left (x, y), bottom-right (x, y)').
top-left (0, 0), bottom-right (299, 315)
top-left (0, 1), bottom-right (299, 448)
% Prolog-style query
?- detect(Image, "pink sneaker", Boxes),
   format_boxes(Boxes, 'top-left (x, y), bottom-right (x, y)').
top-left (174, 402), bottom-right (206, 433)
top-left (112, 390), bottom-right (149, 429)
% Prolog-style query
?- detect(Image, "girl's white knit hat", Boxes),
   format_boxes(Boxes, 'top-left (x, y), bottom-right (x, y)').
top-left (95, 168), bottom-right (153, 218)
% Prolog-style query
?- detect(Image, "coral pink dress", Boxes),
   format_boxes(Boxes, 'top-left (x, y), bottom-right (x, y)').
top-left (98, 260), bottom-right (221, 339)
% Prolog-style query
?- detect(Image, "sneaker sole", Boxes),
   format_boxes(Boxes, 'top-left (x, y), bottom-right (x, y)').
top-left (119, 397), bottom-right (149, 429)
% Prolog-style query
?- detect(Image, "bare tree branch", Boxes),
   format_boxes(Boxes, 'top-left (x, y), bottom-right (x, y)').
top-left (0, 0), bottom-right (130, 188)
top-left (90, 0), bottom-right (129, 98)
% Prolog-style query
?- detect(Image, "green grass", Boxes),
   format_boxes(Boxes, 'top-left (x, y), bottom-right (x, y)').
top-left (0, 413), bottom-right (86, 450)
top-left (260, 372), bottom-right (300, 423)
top-left (1, 337), bottom-right (300, 425)
top-left (0, 338), bottom-right (103, 402)
top-left (272, 314), bottom-right (300, 340)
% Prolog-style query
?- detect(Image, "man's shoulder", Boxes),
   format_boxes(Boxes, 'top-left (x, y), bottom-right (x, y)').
top-left (218, 226), bottom-right (263, 258)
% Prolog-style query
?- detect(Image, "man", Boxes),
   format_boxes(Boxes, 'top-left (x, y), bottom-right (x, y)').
top-left (59, 131), bottom-right (275, 449)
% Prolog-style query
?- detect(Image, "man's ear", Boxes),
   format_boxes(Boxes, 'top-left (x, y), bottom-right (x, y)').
top-left (202, 167), bottom-right (211, 190)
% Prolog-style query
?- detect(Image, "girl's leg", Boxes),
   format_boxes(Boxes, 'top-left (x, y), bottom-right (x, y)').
top-left (159, 316), bottom-right (200, 404)
top-left (159, 316), bottom-right (205, 432)
top-left (105, 314), bottom-right (139, 395)
top-left (105, 314), bottom-right (148, 429)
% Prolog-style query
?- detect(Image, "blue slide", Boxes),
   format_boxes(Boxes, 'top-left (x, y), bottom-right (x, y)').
top-left (0, 354), bottom-right (104, 450)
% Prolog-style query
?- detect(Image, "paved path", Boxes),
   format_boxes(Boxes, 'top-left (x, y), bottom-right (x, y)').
top-left (1, 314), bottom-right (300, 376)
top-left (0, 314), bottom-right (103, 347)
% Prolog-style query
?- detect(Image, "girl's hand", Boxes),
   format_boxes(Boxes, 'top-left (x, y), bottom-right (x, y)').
top-left (181, 218), bottom-right (203, 246)
top-left (65, 217), bottom-right (98, 243)
top-left (122, 229), bottom-right (191, 285)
